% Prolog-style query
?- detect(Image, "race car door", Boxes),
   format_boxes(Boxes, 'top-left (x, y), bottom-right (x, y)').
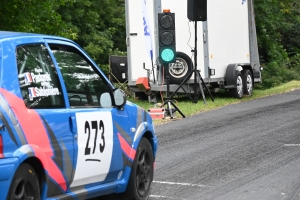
top-left (47, 41), bottom-right (128, 189)
top-left (16, 43), bottom-right (75, 195)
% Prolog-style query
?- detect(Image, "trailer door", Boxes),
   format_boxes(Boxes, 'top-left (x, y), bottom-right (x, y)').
top-left (125, 0), bottom-right (157, 86)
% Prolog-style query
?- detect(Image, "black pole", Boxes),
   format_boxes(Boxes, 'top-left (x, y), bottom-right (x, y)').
top-left (151, 59), bottom-right (156, 84)
top-left (193, 21), bottom-right (198, 103)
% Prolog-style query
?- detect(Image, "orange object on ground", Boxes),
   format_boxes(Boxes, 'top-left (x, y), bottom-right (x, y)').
top-left (148, 108), bottom-right (165, 119)
top-left (136, 77), bottom-right (150, 90)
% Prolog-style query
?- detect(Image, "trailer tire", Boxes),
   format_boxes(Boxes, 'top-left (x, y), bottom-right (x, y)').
top-left (229, 71), bottom-right (244, 99)
top-left (164, 52), bottom-right (193, 84)
top-left (242, 69), bottom-right (253, 96)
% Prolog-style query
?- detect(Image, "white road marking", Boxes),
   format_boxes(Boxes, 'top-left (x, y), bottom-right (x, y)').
top-left (284, 144), bottom-right (300, 147)
top-left (153, 180), bottom-right (208, 187)
top-left (150, 195), bottom-right (175, 199)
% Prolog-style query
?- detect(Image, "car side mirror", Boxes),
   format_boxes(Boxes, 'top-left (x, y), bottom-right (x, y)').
top-left (113, 88), bottom-right (126, 107)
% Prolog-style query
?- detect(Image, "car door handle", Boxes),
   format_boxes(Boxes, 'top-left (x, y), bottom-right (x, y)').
top-left (69, 116), bottom-right (77, 133)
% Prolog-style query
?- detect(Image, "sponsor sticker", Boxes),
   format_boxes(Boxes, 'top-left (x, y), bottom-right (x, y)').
top-left (28, 87), bottom-right (60, 100)
top-left (32, 73), bottom-right (52, 83)
top-left (28, 87), bottom-right (37, 100)
top-left (24, 72), bottom-right (34, 83)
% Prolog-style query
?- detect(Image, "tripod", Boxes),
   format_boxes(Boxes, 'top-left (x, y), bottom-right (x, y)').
top-left (169, 21), bottom-right (214, 104)
top-left (162, 72), bottom-right (185, 119)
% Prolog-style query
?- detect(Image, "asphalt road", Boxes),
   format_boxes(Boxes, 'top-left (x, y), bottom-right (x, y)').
top-left (150, 89), bottom-right (300, 200)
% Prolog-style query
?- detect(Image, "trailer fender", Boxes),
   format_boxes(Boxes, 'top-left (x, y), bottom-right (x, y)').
top-left (225, 64), bottom-right (243, 88)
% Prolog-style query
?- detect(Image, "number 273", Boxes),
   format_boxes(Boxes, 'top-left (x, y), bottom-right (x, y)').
top-left (84, 120), bottom-right (105, 155)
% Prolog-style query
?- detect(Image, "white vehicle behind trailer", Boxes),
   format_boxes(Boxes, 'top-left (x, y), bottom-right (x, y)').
top-left (125, 0), bottom-right (261, 99)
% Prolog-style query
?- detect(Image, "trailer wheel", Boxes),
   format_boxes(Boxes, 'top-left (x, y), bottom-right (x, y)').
top-left (242, 69), bottom-right (253, 96)
top-left (229, 71), bottom-right (244, 99)
top-left (164, 52), bottom-right (193, 84)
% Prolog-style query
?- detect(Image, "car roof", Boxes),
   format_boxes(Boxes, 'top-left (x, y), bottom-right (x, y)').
top-left (0, 31), bottom-right (70, 42)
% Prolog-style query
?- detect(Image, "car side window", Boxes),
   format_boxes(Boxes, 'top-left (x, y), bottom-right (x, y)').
top-left (17, 44), bottom-right (65, 108)
top-left (49, 44), bottom-right (111, 108)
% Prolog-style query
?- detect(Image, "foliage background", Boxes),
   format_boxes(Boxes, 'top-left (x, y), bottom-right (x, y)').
top-left (0, 0), bottom-right (299, 89)
top-left (254, 0), bottom-right (300, 89)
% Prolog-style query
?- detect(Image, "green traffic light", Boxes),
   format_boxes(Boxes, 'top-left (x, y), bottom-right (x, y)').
top-left (161, 48), bottom-right (175, 62)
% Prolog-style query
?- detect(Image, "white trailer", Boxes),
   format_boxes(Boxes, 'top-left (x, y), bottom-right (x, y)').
top-left (125, 0), bottom-right (261, 99)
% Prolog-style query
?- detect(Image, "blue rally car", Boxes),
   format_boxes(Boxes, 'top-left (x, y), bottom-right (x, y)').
top-left (0, 31), bottom-right (158, 200)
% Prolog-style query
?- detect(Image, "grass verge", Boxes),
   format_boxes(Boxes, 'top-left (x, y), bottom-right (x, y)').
top-left (128, 80), bottom-right (300, 125)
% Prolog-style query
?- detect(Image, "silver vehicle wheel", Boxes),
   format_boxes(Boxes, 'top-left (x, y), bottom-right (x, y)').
top-left (242, 69), bottom-right (253, 96)
top-left (169, 57), bottom-right (189, 79)
top-left (229, 71), bottom-right (244, 99)
top-left (237, 75), bottom-right (243, 97)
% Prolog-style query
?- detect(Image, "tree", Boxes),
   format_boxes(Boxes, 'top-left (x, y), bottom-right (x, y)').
top-left (0, 0), bottom-right (76, 39)
top-left (254, 0), bottom-right (300, 89)
top-left (57, 0), bottom-right (127, 74)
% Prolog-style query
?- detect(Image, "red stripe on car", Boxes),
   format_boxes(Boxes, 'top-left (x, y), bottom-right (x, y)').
top-left (117, 133), bottom-right (136, 160)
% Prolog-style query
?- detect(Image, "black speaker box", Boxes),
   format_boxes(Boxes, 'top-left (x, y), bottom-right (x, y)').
top-left (187, 0), bottom-right (207, 21)
top-left (109, 56), bottom-right (128, 83)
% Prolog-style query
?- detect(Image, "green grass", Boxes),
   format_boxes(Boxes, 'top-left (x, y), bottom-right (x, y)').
top-left (128, 81), bottom-right (300, 124)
